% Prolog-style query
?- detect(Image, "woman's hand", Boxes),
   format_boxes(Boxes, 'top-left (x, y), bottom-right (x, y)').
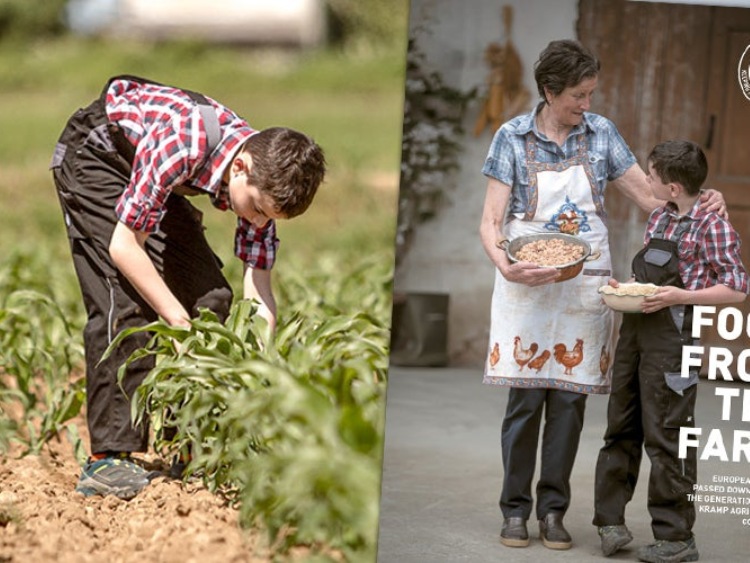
top-left (500, 261), bottom-right (561, 286)
top-left (699, 188), bottom-right (728, 219)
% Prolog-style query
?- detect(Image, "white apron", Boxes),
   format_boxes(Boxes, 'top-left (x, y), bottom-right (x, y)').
top-left (484, 133), bottom-right (615, 394)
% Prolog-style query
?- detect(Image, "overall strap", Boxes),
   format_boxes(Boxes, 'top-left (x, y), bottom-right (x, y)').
top-left (653, 211), bottom-right (694, 242)
top-left (102, 74), bottom-right (222, 158)
top-left (183, 89), bottom-right (221, 157)
top-left (672, 217), bottom-right (693, 241)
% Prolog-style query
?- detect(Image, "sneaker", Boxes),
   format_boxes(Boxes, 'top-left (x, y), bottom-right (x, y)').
top-left (75, 454), bottom-right (160, 500)
top-left (500, 517), bottom-right (530, 547)
top-left (539, 512), bottom-right (572, 550)
top-left (599, 524), bottom-right (634, 556)
top-left (637, 537), bottom-right (699, 563)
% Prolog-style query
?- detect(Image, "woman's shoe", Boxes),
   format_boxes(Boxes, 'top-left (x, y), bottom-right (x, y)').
top-left (500, 516), bottom-right (530, 547)
top-left (539, 512), bottom-right (572, 550)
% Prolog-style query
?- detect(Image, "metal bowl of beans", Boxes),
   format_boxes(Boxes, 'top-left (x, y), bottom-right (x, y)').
top-left (497, 233), bottom-right (599, 283)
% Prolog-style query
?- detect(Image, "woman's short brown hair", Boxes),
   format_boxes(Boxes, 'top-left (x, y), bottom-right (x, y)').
top-left (242, 127), bottom-right (326, 218)
top-left (534, 40), bottom-right (600, 103)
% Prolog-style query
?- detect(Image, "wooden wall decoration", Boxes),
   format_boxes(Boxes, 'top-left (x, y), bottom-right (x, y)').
top-left (473, 5), bottom-right (531, 137)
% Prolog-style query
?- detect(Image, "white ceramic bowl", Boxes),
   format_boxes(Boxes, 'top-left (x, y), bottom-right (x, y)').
top-left (598, 282), bottom-right (660, 312)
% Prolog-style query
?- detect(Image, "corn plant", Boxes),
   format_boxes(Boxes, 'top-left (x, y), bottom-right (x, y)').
top-left (0, 414), bottom-right (16, 454)
top-left (104, 255), bottom-right (392, 561)
top-left (0, 288), bottom-right (85, 453)
top-left (0, 250), bottom-right (85, 454)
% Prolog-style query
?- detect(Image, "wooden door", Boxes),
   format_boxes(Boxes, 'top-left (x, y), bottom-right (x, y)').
top-left (579, 0), bottom-right (750, 357)
top-left (703, 9), bottom-right (750, 355)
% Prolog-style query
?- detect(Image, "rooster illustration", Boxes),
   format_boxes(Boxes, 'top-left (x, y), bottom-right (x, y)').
top-left (553, 338), bottom-right (584, 376)
top-left (599, 345), bottom-right (611, 377)
top-left (527, 350), bottom-right (551, 373)
top-left (557, 211), bottom-right (580, 235)
top-left (513, 336), bottom-right (538, 370)
top-left (489, 342), bottom-right (501, 367)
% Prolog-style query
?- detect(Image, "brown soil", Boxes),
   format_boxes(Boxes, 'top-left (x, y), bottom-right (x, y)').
top-left (0, 418), bottom-right (281, 563)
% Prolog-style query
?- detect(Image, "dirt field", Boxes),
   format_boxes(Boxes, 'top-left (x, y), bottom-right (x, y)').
top-left (0, 419), bottom-right (279, 563)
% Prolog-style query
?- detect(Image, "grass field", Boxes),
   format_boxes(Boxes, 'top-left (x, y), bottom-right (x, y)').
top-left (0, 34), bottom-right (407, 560)
top-left (0, 36), bottom-right (405, 298)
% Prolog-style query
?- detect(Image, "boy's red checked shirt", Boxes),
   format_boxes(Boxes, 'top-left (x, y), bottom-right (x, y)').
top-left (645, 199), bottom-right (749, 294)
top-left (104, 78), bottom-right (278, 269)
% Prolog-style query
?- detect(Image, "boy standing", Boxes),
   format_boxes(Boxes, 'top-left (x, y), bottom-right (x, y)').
top-left (592, 140), bottom-right (748, 562)
top-left (51, 75), bottom-right (326, 499)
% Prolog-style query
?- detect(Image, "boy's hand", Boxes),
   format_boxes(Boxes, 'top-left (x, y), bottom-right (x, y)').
top-left (607, 277), bottom-right (636, 287)
top-left (243, 265), bottom-right (277, 332)
top-left (699, 188), bottom-right (728, 219)
top-left (642, 285), bottom-right (685, 313)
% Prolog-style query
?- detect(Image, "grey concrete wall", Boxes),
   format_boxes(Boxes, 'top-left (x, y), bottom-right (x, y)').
top-left (395, 0), bottom-right (579, 365)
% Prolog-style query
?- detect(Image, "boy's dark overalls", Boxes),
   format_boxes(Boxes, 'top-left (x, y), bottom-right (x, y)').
top-left (50, 76), bottom-right (233, 454)
top-left (593, 216), bottom-right (698, 542)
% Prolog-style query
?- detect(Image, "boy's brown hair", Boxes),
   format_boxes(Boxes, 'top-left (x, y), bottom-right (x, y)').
top-left (242, 127), bottom-right (326, 218)
top-left (647, 140), bottom-right (708, 196)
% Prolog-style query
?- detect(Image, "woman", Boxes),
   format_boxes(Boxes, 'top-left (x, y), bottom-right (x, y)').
top-left (478, 39), bottom-right (724, 550)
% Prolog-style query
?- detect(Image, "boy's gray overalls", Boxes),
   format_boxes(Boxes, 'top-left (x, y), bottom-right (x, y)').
top-left (50, 76), bottom-right (233, 454)
top-left (593, 215), bottom-right (698, 542)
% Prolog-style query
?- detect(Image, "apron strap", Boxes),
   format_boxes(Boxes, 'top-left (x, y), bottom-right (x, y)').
top-left (525, 130), bottom-right (537, 162)
top-left (576, 133), bottom-right (588, 158)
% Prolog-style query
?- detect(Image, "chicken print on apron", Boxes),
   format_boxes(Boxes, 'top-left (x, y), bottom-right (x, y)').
top-left (485, 133), bottom-right (615, 394)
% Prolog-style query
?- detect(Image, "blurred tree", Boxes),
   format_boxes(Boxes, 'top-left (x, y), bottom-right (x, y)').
top-left (326, 0), bottom-right (409, 49)
top-left (0, 0), bottom-right (67, 41)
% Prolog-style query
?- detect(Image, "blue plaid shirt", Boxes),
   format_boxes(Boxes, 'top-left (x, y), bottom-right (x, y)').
top-left (482, 104), bottom-right (636, 216)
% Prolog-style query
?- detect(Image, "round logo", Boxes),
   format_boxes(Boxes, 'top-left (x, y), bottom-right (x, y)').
top-left (739, 45), bottom-right (750, 101)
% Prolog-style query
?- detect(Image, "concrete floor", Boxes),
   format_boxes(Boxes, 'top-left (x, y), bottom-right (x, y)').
top-left (377, 367), bottom-right (750, 562)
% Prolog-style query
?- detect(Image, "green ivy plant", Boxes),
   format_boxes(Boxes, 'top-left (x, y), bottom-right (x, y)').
top-left (396, 33), bottom-right (475, 265)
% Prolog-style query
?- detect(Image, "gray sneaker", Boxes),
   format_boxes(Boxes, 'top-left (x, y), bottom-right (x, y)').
top-left (599, 524), bottom-right (634, 556)
top-left (637, 537), bottom-right (699, 563)
top-left (75, 455), bottom-right (160, 500)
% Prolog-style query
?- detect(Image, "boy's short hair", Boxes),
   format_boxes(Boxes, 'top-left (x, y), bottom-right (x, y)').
top-left (242, 127), bottom-right (326, 218)
top-left (647, 140), bottom-right (708, 196)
